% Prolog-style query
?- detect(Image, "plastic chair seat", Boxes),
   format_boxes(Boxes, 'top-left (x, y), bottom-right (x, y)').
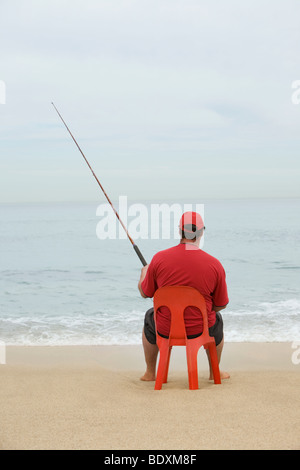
top-left (153, 286), bottom-right (221, 390)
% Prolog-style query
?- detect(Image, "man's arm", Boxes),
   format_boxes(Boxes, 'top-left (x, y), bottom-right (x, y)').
top-left (138, 265), bottom-right (149, 298)
top-left (213, 305), bottom-right (227, 312)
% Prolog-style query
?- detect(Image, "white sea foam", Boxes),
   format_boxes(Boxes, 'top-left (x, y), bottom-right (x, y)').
top-left (1, 299), bottom-right (299, 345)
top-left (223, 298), bottom-right (300, 342)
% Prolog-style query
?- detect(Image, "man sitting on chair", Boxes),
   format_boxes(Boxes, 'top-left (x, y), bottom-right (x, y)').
top-left (138, 211), bottom-right (230, 381)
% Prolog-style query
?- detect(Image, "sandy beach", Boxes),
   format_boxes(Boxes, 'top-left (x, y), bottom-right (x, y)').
top-left (0, 342), bottom-right (299, 450)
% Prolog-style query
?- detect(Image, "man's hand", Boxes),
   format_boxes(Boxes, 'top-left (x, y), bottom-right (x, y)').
top-left (140, 265), bottom-right (149, 281)
top-left (138, 264), bottom-right (149, 298)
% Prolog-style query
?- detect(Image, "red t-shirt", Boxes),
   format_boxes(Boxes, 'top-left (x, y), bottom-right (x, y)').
top-left (141, 243), bottom-right (229, 337)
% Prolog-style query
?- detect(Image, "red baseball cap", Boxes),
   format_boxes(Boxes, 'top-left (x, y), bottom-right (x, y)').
top-left (179, 211), bottom-right (204, 233)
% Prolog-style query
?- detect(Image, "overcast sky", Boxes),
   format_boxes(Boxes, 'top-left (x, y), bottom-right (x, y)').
top-left (0, 0), bottom-right (300, 203)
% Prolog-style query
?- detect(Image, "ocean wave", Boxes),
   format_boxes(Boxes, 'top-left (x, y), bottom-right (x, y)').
top-left (227, 298), bottom-right (300, 316)
top-left (0, 299), bottom-right (299, 345)
top-left (274, 266), bottom-right (300, 270)
top-left (223, 298), bottom-right (300, 342)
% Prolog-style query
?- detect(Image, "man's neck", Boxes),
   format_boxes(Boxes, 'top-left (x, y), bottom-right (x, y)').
top-left (180, 238), bottom-right (200, 248)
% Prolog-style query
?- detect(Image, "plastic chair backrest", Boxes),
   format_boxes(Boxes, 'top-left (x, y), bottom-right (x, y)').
top-left (153, 285), bottom-right (209, 343)
top-left (153, 286), bottom-right (221, 389)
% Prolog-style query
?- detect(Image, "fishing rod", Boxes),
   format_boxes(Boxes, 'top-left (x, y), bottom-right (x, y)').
top-left (51, 102), bottom-right (147, 267)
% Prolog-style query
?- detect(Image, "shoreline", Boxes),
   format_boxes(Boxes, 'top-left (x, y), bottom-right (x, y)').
top-left (3, 342), bottom-right (298, 370)
top-left (1, 342), bottom-right (299, 450)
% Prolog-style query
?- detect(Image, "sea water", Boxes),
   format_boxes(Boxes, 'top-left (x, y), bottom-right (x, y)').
top-left (0, 198), bottom-right (299, 345)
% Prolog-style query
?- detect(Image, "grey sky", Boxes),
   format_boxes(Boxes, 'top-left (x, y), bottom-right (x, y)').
top-left (1, 0), bottom-right (300, 203)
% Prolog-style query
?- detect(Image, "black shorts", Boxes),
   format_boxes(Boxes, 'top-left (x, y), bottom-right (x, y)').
top-left (143, 308), bottom-right (224, 346)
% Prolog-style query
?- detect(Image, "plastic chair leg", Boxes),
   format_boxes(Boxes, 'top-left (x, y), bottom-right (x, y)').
top-left (163, 347), bottom-right (172, 383)
top-left (155, 343), bottom-right (170, 390)
top-left (208, 343), bottom-right (221, 384)
top-left (186, 345), bottom-right (199, 390)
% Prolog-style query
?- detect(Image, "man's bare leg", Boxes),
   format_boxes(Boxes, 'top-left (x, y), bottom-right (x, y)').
top-left (206, 337), bottom-right (230, 380)
top-left (140, 329), bottom-right (159, 381)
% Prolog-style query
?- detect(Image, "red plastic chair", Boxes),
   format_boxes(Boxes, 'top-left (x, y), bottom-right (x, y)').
top-left (153, 286), bottom-right (221, 390)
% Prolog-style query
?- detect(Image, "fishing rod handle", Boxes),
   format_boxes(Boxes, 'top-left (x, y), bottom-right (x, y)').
top-left (133, 245), bottom-right (148, 267)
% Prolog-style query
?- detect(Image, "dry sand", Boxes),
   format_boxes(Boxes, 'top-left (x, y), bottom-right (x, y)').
top-left (0, 343), bottom-right (299, 450)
